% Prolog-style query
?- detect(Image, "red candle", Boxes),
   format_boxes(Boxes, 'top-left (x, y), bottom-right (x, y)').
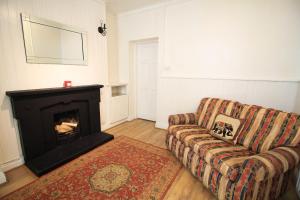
top-left (63, 81), bottom-right (72, 88)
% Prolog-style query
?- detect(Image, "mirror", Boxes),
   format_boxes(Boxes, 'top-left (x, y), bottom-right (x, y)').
top-left (21, 14), bottom-right (88, 65)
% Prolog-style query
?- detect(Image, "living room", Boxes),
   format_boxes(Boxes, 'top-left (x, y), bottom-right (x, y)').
top-left (0, 0), bottom-right (300, 199)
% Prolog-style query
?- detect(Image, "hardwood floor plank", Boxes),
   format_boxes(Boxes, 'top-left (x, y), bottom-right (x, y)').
top-left (0, 166), bottom-right (36, 198)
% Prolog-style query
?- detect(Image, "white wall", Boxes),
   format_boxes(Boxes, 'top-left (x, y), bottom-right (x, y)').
top-left (118, 6), bottom-right (165, 81)
top-left (117, 0), bottom-right (300, 129)
top-left (0, 0), bottom-right (108, 170)
top-left (107, 11), bottom-right (119, 83)
top-left (156, 78), bottom-right (299, 128)
top-left (295, 84), bottom-right (300, 113)
top-left (163, 0), bottom-right (300, 81)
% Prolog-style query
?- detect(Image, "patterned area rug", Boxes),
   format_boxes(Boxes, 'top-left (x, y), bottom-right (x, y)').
top-left (3, 136), bottom-right (182, 200)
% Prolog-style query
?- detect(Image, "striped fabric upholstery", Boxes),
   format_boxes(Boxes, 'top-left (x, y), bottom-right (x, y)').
top-left (167, 127), bottom-right (254, 182)
top-left (168, 113), bottom-right (198, 126)
top-left (196, 98), bottom-right (245, 130)
top-left (243, 146), bottom-right (300, 181)
top-left (167, 97), bottom-right (300, 199)
top-left (201, 143), bottom-right (254, 182)
top-left (168, 125), bottom-right (213, 145)
top-left (168, 125), bottom-right (209, 140)
top-left (189, 137), bottom-right (254, 182)
top-left (236, 106), bottom-right (300, 153)
top-left (166, 133), bottom-right (297, 200)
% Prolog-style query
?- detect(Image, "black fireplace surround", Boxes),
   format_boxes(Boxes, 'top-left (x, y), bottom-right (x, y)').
top-left (6, 85), bottom-right (113, 176)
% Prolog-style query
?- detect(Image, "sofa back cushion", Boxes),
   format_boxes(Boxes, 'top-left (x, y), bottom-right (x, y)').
top-left (235, 106), bottom-right (300, 153)
top-left (196, 98), bottom-right (245, 129)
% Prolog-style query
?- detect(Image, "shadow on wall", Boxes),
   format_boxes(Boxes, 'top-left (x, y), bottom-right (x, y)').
top-left (0, 94), bottom-right (23, 162)
top-left (1, 95), bottom-right (15, 128)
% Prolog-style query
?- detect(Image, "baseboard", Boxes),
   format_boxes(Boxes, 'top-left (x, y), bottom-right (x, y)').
top-left (101, 123), bottom-right (112, 131)
top-left (0, 171), bottom-right (7, 184)
top-left (155, 121), bottom-right (168, 129)
top-left (102, 118), bottom-right (129, 131)
top-left (0, 157), bottom-right (24, 172)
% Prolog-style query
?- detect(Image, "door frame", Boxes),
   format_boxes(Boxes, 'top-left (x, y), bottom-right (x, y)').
top-left (128, 37), bottom-right (159, 121)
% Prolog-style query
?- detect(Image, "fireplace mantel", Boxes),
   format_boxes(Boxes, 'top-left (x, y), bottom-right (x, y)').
top-left (6, 84), bottom-right (103, 98)
top-left (6, 84), bottom-right (113, 176)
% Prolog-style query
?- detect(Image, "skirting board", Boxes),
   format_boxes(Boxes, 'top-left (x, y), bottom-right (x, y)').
top-left (102, 119), bottom-right (129, 131)
top-left (0, 157), bottom-right (24, 172)
top-left (155, 121), bottom-right (168, 130)
top-left (0, 171), bottom-right (7, 184)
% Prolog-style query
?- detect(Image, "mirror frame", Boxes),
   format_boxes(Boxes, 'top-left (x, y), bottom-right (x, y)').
top-left (21, 13), bottom-right (88, 65)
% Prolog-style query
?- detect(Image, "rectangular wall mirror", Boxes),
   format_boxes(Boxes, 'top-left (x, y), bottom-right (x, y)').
top-left (21, 14), bottom-right (88, 65)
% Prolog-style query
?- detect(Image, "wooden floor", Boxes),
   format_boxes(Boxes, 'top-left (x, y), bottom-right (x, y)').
top-left (0, 119), bottom-right (298, 199)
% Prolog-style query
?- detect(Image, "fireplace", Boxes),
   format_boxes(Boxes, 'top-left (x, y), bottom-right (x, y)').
top-left (6, 85), bottom-right (114, 176)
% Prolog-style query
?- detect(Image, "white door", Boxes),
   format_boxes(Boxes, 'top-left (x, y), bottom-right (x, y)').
top-left (136, 41), bottom-right (158, 121)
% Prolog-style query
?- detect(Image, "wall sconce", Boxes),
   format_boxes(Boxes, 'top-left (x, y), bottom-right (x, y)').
top-left (98, 21), bottom-right (107, 36)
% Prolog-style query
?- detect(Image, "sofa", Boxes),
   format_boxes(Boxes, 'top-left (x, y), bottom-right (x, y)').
top-left (166, 98), bottom-right (300, 200)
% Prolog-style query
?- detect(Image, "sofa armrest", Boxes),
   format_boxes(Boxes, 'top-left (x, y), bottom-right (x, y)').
top-left (241, 146), bottom-right (300, 182)
top-left (232, 146), bottom-right (300, 199)
top-left (168, 113), bottom-right (198, 126)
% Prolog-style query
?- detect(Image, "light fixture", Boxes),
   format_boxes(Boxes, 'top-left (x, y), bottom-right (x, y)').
top-left (98, 20), bottom-right (107, 36)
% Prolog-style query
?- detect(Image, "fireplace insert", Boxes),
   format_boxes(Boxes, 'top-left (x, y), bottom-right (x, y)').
top-left (54, 109), bottom-right (80, 144)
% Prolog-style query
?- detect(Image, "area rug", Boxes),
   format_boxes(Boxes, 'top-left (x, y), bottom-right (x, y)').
top-left (2, 136), bottom-right (182, 200)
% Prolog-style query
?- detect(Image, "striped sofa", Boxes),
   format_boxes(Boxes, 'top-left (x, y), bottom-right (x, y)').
top-left (166, 98), bottom-right (300, 200)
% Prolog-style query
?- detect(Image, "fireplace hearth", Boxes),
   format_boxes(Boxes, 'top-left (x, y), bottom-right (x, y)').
top-left (6, 85), bottom-right (114, 176)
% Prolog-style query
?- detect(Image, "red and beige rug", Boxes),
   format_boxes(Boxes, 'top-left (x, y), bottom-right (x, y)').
top-left (3, 136), bottom-right (182, 200)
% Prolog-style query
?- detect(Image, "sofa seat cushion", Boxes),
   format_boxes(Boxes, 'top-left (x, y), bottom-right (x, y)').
top-left (168, 125), bottom-right (211, 145)
top-left (168, 124), bottom-right (255, 182)
top-left (204, 145), bottom-right (255, 181)
top-left (187, 136), bottom-right (255, 181)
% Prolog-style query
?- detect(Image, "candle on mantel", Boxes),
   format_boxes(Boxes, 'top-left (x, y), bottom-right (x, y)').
top-left (63, 81), bottom-right (72, 88)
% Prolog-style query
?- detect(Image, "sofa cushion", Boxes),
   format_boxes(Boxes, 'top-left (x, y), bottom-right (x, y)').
top-left (187, 136), bottom-right (255, 181)
top-left (210, 114), bottom-right (243, 144)
top-left (168, 125), bottom-right (211, 145)
top-left (235, 106), bottom-right (300, 153)
top-left (168, 125), bottom-right (255, 182)
top-left (204, 144), bottom-right (255, 181)
top-left (196, 98), bottom-right (245, 130)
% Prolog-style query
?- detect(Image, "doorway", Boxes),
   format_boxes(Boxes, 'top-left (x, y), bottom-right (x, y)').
top-left (135, 40), bottom-right (158, 121)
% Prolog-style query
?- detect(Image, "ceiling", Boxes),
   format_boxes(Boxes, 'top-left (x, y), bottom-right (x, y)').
top-left (104, 0), bottom-right (170, 14)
